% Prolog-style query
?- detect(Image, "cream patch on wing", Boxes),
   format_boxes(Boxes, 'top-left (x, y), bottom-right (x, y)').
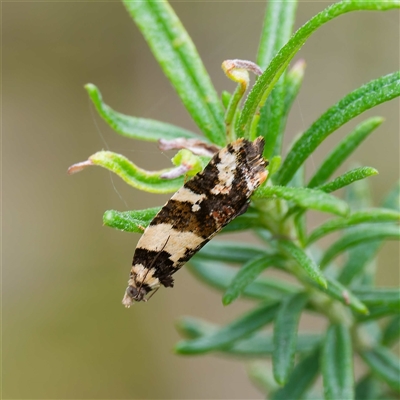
top-left (137, 223), bottom-right (204, 262)
top-left (171, 187), bottom-right (206, 204)
top-left (210, 149), bottom-right (237, 195)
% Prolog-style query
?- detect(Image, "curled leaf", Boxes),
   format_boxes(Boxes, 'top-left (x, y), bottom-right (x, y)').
top-left (85, 83), bottom-right (198, 141)
top-left (70, 151), bottom-right (184, 193)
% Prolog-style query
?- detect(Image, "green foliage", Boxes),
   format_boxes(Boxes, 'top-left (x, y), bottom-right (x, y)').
top-left (72, 0), bottom-right (400, 398)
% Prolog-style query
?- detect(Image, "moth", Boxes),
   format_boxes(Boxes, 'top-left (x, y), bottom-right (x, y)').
top-left (122, 137), bottom-right (268, 307)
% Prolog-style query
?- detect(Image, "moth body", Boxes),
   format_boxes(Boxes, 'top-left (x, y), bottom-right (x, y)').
top-left (122, 137), bottom-right (268, 307)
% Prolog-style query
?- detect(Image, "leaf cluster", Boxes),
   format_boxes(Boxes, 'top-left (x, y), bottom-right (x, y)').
top-left (71, 0), bottom-right (400, 398)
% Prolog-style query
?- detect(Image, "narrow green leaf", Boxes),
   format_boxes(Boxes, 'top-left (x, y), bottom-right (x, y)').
top-left (307, 276), bottom-right (369, 315)
top-left (221, 208), bottom-right (265, 233)
top-left (256, 0), bottom-right (298, 156)
top-left (320, 225), bottom-right (400, 267)
top-left (84, 84), bottom-right (198, 141)
top-left (223, 255), bottom-right (283, 305)
top-left (358, 305), bottom-right (399, 321)
top-left (381, 315), bottom-right (400, 346)
top-left (229, 333), bottom-right (320, 358)
top-left (221, 90), bottom-right (232, 109)
top-left (352, 288), bottom-right (400, 312)
top-left (197, 241), bottom-right (269, 264)
top-left (87, 151), bottom-right (184, 193)
top-left (274, 59), bottom-right (306, 157)
top-left (308, 117), bottom-right (383, 187)
top-left (317, 167), bottom-right (379, 193)
top-left (345, 170), bottom-right (373, 210)
top-left (123, 0), bottom-right (225, 145)
top-left (355, 374), bottom-right (381, 400)
top-left (322, 324), bottom-right (354, 400)
top-left (338, 240), bottom-right (381, 285)
top-left (176, 316), bottom-right (215, 339)
top-left (271, 348), bottom-right (320, 400)
top-left (175, 301), bottom-right (279, 355)
top-left (257, 0), bottom-right (298, 69)
top-left (257, 77), bottom-right (286, 157)
top-left (238, 2), bottom-right (400, 138)
top-left (275, 71), bottom-right (400, 185)
top-left (176, 316), bottom-right (321, 356)
top-left (339, 181), bottom-right (400, 284)
top-left (307, 208), bottom-right (400, 245)
top-left (295, 210), bottom-right (307, 247)
top-left (383, 180), bottom-right (400, 210)
top-left (360, 346), bottom-right (400, 392)
top-left (273, 293), bottom-right (309, 385)
top-left (103, 207), bottom-right (160, 232)
top-left (279, 239), bottom-right (327, 288)
top-left (254, 185), bottom-right (349, 216)
top-left (188, 259), bottom-right (298, 302)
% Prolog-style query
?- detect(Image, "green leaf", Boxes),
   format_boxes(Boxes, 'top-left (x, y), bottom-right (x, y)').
top-left (307, 276), bottom-right (369, 315)
top-left (322, 324), bottom-right (354, 400)
top-left (275, 71), bottom-right (400, 186)
top-left (103, 207), bottom-right (160, 232)
top-left (221, 207), bottom-right (266, 233)
top-left (345, 170), bottom-right (373, 210)
top-left (197, 241), bottom-right (269, 264)
top-left (176, 317), bottom-right (321, 356)
top-left (338, 240), bottom-right (381, 285)
top-left (279, 239), bottom-right (327, 288)
top-left (307, 208), bottom-right (400, 245)
top-left (84, 84), bottom-right (198, 141)
top-left (223, 255), bottom-right (284, 305)
top-left (316, 167), bottom-right (379, 193)
top-left (381, 315), bottom-right (400, 346)
top-left (274, 59), bottom-right (306, 157)
top-left (352, 288), bottom-right (400, 312)
top-left (308, 117), bottom-right (383, 188)
top-left (123, 0), bottom-right (225, 145)
top-left (355, 374), bottom-right (381, 400)
top-left (254, 185), bottom-right (349, 217)
top-left (175, 301), bottom-right (279, 355)
top-left (257, 0), bottom-right (298, 69)
top-left (273, 293), bottom-right (308, 385)
top-left (271, 348), bottom-right (320, 400)
top-left (383, 180), bottom-right (400, 210)
top-left (358, 305), bottom-right (398, 321)
top-left (360, 346), bottom-right (400, 392)
top-left (87, 151), bottom-right (184, 193)
top-left (188, 259), bottom-right (298, 302)
top-left (256, 0), bottom-right (298, 156)
top-left (320, 225), bottom-right (400, 268)
top-left (238, 2), bottom-right (400, 138)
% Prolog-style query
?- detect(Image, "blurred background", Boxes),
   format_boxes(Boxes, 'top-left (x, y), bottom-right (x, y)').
top-left (3, 1), bottom-right (399, 399)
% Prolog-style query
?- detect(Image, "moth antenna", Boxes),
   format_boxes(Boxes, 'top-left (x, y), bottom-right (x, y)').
top-left (147, 286), bottom-right (160, 301)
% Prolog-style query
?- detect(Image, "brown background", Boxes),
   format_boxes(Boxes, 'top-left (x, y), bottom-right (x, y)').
top-left (2, 1), bottom-right (399, 399)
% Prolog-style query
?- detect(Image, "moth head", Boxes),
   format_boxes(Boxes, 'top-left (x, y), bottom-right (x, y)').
top-left (121, 285), bottom-right (148, 308)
